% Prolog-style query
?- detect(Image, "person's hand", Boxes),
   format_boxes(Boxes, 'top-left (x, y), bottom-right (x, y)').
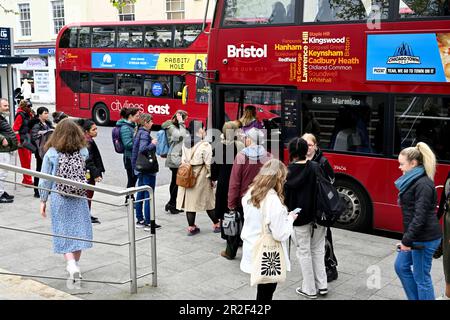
top-left (289, 212), bottom-right (298, 221)
top-left (210, 180), bottom-right (217, 188)
top-left (1, 138), bottom-right (8, 147)
top-left (397, 243), bottom-right (411, 251)
top-left (40, 201), bottom-right (47, 218)
top-left (95, 176), bottom-right (102, 183)
top-left (152, 138), bottom-right (158, 145)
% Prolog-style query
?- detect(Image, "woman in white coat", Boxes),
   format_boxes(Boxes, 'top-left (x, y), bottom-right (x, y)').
top-left (240, 159), bottom-right (298, 301)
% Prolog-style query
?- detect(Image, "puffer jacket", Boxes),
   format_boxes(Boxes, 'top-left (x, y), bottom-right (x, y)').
top-left (399, 174), bottom-right (442, 247)
top-left (0, 114), bottom-right (18, 152)
top-left (162, 119), bottom-right (187, 168)
top-left (116, 119), bottom-right (136, 161)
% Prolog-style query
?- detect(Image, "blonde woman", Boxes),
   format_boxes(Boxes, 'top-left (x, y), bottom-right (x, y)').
top-left (394, 142), bottom-right (442, 300)
top-left (239, 105), bottom-right (263, 134)
top-left (240, 159), bottom-right (298, 301)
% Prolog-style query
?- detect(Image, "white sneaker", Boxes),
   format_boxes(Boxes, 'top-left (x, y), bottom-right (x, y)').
top-left (66, 262), bottom-right (81, 280)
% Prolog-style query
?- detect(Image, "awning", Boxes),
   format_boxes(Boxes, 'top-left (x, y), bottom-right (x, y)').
top-left (0, 57), bottom-right (28, 64)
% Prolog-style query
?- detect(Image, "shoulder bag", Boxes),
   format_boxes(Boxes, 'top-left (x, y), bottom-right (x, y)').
top-left (250, 199), bottom-right (287, 286)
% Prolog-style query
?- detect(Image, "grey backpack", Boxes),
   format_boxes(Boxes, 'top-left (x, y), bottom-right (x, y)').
top-left (222, 210), bottom-right (241, 236)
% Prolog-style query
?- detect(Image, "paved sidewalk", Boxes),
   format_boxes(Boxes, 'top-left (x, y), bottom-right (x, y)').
top-left (0, 179), bottom-right (447, 300)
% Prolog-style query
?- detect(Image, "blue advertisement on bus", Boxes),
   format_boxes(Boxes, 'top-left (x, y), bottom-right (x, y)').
top-left (366, 33), bottom-right (450, 83)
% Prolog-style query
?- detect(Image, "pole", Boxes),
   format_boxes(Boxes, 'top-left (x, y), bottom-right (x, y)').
top-left (127, 195), bottom-right (138, 294)
top-left (6, 64), bottom-right (17, 190)
top-left (150, 187), bottom-right (157, 287)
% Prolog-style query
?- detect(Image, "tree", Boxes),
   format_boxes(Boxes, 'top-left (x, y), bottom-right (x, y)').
top-left (0, 2), bottom-right (18, 15)
top-left (110, 0), bottom-right (137, 10)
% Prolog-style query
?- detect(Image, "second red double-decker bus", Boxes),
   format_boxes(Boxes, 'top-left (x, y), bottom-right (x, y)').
top-left (56, 19), bottom-right (210, 126)
top-left (206, 0), bottom-right (450, 233)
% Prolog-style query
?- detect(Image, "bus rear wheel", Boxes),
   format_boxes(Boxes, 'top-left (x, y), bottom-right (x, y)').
top-left (93, 104), bottom-right (110, 126)
top-left (334, 179), bottom-right (372, 232)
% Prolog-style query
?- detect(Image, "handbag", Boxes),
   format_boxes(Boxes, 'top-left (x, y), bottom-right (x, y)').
top-left (250, 200), bottom-right (286, 286)
top-left (222, 210), bottom-right (241, 237)
top-left (176, 143), bottom-right (202, 188)
top-left (135, 149), bottom-right (159, 174)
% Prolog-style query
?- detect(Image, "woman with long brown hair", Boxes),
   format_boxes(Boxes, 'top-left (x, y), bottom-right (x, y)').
top-left (240, 159), bottom-right (298, 301)
top-left (38, 119), bottom-right (93, 283)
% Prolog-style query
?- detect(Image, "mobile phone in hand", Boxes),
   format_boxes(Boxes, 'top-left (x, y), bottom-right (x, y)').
top-left (291, 208), bottom-right (302, 215)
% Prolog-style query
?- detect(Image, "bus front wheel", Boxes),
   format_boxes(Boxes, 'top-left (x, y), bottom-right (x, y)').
top-left (334, 179), bottom-right (372, 232)
top-left (93, 104), bottom-right (110, 126)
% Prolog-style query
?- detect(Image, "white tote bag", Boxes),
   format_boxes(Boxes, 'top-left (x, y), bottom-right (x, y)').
top-left (250, 200), bottom-right (286, 286)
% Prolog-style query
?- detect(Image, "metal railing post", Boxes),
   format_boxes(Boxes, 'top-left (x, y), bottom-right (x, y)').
top-left (127, 196), bottom-right (138, 294)
top-left (150, 188), bottom-right (157, 287)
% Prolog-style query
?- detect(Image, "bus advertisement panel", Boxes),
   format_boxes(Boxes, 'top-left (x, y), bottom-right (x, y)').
top-left (206, 0), bottom-right (450, 233)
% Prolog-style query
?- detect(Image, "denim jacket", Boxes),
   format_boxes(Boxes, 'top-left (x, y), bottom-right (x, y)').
top-left (38, 147), bottom-right (89, 202)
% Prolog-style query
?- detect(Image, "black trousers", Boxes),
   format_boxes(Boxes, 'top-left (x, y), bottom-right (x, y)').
top-left (256, 283), bottom-right (277, 301)
top-left (125, 157), bottom-right (137, 190)
top-left (33, 154), bottom-right (42, 195)
top-left (168, 168), bottom-right (178, 206)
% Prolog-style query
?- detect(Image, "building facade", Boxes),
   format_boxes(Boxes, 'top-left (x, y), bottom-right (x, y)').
top-left (0, 0), bottom-right (213, 103)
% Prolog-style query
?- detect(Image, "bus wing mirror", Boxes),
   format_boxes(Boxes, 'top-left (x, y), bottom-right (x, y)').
top-left (179, 85), bottom-right (188, 105)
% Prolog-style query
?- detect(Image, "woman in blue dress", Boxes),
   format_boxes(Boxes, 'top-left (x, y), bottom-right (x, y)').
top-left (38, 119), bottom-right (93, 281)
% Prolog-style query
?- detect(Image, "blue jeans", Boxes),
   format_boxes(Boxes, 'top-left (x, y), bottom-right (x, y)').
top-left (394, 238), bottom-right (441, 300)
top-left (135, 173), bottom-right (156, 225)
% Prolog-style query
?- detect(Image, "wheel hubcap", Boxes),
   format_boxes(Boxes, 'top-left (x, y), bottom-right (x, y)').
top-left (336, 186), bottom-right (361, 225)
top-left (96, 109), bottom-right (106, 123)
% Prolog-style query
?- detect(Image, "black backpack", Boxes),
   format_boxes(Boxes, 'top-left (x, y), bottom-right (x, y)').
top-left (310, 161), bottom-right (346, 227)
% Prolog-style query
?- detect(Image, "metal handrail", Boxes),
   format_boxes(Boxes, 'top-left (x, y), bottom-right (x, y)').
top-left (0, 162), bottom-right (158, 294)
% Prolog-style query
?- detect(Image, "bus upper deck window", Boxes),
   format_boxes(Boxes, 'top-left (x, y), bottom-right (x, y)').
top-left (92, 27), bottom-right (116, 48)
top-left (304, 0), bottom-right (389, 22)
top-left (399, 0), bottom-right (449, 18)
top-left (223, 0), bottom-right (295, 26)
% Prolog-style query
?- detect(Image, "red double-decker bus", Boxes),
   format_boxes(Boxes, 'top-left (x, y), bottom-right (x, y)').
top-left (206, 0), bottom-right (450, 232)
top-left (56, 20), bottom-right (210, 126)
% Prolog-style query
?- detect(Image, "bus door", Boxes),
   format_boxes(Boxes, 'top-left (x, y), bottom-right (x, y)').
top-left (78, 73), bottom-right (90, 110)
top-left (280, 89), bottom-right (301, 161)
top-left (212, 85), bottom-right (289, 160)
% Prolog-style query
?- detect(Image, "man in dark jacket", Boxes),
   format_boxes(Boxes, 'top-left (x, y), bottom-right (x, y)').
top-left (0, 98), bottom-right (18, 203)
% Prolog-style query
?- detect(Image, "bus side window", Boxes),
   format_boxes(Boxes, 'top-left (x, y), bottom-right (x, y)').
top-left (400, 0), bottom-right (450, 18)
top-left (78, 27), bottom-right (91, 48)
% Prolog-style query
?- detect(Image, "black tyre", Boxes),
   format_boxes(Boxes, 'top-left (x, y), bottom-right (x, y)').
top-left (92, 103), bottom-right (110, 126)
top-left (334, 178), bottom-right (372, 232)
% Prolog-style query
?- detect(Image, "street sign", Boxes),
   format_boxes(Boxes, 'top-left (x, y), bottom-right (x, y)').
top-left (0, 28), bottom-right (12, 57)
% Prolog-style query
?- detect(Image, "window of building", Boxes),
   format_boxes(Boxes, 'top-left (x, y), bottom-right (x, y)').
top-left (223, 0), bottom-right (295, 26)
top-left (302, 93), bottom-right (385, 155)
top-left (119, 2), bottom-right (135, 21)
top-left (399, 0), bottom-right (449, 18)
top-left (18, 3), bottom-right (31, 37)
top-left (51, 0), bottom-right (65, 34)
top-left (166, 0), bottom-right (185, 20)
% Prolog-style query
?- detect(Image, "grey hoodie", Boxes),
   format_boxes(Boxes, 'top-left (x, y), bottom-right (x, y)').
top-left (162, 120), bottom-right (188, 168)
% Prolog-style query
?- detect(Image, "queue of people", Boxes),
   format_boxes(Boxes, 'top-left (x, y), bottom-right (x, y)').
top-left (1, 98), bottom-right (450, 301)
